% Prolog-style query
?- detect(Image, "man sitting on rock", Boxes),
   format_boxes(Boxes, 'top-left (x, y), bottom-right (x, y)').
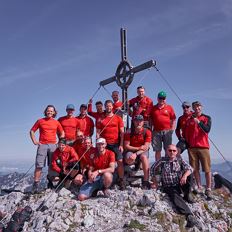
top-left (124, 115), bottom-right (151, 189)
top-left (150, 144), bottom-right (198, 228)
top-left (51, 138), bottom-right (80, 188)
top-left (78, 138), bottom-right (116, 201)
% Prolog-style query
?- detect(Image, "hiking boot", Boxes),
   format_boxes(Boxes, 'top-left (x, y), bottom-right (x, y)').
top-left (184, 192), bottom-right (196, 204)
top-left (186, 214), bottom-right (198, 228)
top-left (142, 180), bottom-right (150, 190)
top-left (32, 182), bottom-right (39, 194)
top-left (205, 188), bottom-right (212, 200)
top-left (91, 189), bottom-right (99, 197)
top-left (47, 180), bottom-right (55, 189)
top-left (118, 178), bottom-right (126, 191)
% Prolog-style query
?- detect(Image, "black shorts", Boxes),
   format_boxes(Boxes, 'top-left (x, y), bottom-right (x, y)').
top-left (106, 144), bottom-right (123, 161)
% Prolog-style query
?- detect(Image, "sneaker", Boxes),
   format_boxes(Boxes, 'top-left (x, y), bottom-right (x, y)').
top-left (186, 215), bottom-right (198, 228)
top-left (184, 192), bottom-right (196, 204)
top-left (142, 180), bottom-right (150, 190)
top-left (32, 182), bottom-right (39, 194)
top-left (118, 178), bottom-right (126, 191)
top-left (205, 188), bottom-right (212, 200)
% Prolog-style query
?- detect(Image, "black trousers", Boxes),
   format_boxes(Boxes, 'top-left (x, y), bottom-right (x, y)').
top-left (163, 175), bottom-right (193, 216)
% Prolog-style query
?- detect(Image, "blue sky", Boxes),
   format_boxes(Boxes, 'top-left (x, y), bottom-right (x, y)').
top-left (0, 0), bottom-right (231, 164)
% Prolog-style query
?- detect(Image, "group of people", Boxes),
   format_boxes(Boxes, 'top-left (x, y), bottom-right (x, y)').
top-left (29, 86), bottom-right (212, 228)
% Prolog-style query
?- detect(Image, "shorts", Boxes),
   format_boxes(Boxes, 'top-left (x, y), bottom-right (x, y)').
top-left (79, 176), bottom-right (103, 198)
top-left (152, 130), bottom-right (173, 152)
top-left (35, 144), bottom-right (57, 168)
top-left (125, 150), bottom-right (149, 160)
top-left (106, 144), bottom-right (123, 161)
top-left (78, 173), bottom-right (117, 198)
top-left (176, 138), bottom-right (188, 154)
top-left (188, 148), bottom-right (211, 172)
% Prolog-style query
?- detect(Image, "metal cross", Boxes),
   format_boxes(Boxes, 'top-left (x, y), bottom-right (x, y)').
top-left (99, 28), bottom-right (156, 127)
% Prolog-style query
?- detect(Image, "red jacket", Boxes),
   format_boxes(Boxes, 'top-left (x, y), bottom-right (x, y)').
top-left (52, 145), bottom-right (79, 173)
top-left (184, 114), bottom-right (211, 149)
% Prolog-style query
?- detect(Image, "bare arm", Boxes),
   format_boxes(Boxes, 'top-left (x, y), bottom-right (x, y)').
top-left (30, 130), bottom-right (40, 145)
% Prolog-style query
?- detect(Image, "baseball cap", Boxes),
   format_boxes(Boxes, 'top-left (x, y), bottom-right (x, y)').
top-left (158, 91), bottom-right (167, 98)
top-left (134, 115), bottom-right (144, 121)
top-left (66, 104), bottom-right (75, 110)
top-left (96, 138), bottom-right (106, 144)
top-left (182, 101), bottom-right (191, 107)
top-left (80, 104), bottom-right (87, 109)
top-left (58, 138), bottom-right (67, 145)
top-left (192, 101), bottom-right (202, 107)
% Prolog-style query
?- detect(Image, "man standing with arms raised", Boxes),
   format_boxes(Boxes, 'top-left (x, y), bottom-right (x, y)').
top-left (129, 86), bottom-right (153, 128)
top-left (96, 100), bottom-right (125, 190)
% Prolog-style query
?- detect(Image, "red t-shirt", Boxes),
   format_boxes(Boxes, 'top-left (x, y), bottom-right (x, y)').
top-left (78, 146), bottom-right (96, 169)
top-left (58, 116), bottom-right (81, 141)
top-left (51, 145), bottom-right (79, 173)
top-left (97, 114), bottom-right (124, 144)
top-left (92, 149), bottom-right (115, 171)
top-left (31, 118), bottom-right (64, 144)
top-left (129, 96), bottom-right (153, 121)
top-left (76, 115), bottom-right (94, 137)
top-left (151, 104), bottom-right (176, 131)
top-left (175, 112), bottom-right (193, 139)
top-left (113, 101), bottom-right (123, 113)
top-left (87, 103), bottom-right (105, 123)
top-left (124, 128), bottom-right (152, 147)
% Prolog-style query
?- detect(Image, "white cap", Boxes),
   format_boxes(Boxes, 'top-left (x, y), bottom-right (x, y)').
top-left (96, 138), bottom-right (106, 144)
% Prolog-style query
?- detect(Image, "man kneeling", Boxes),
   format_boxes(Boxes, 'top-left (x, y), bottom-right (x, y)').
top-left (78, 138), bottom-right (116, 201)
top-left (124, 115), bottom-right (151, 189)
top-left (51, 138), bottom-right (79, 188)
top-left (150, 144), bottom-right (198, 228)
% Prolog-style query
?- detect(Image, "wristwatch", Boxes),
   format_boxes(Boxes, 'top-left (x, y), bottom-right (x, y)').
top-left (98, 170), bottom-right (102, 174)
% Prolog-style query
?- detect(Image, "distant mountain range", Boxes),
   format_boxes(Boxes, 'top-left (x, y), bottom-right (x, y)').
top-left (0, 159), bottom-right (231, 181)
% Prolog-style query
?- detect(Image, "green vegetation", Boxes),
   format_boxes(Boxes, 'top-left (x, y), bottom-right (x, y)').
top-left (127, 219), bottom-right (146, 231)
top-left (172, 215), bottom-right (186, 232)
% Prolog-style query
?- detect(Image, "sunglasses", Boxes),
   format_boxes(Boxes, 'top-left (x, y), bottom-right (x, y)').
top-left (158, 97), bottom-right (166, 100)
top-left (182, 106), bottom-right (190, 109)
top-left (168, 149), bottom-right (177, 152)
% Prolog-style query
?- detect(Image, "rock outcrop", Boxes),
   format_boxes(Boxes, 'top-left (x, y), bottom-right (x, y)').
top-left (0, 173), bottom-right (232, 231)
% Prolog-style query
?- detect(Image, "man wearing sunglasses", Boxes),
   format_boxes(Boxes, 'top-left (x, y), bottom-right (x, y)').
top-left (175, 102), bottom-right (193, 154)
top-left (151, 91), bottom-right (176, 161)
top-left (150, 144), bottom-right (198, 228)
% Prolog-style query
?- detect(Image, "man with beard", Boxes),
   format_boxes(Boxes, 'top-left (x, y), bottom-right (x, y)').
top-left (129, 86), bottom-right (153, 128)
top-left (96, 100), bottom-right (125, 190)
top-left (78, 138), bottom-right (115, 201)
top-left (77, 104), bottom-right (94, 137)
top-left (124, 115), bottom-right (151, 189)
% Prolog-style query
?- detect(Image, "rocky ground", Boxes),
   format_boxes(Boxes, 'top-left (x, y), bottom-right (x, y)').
top-left (0, 173), bottom-right (232, 232)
